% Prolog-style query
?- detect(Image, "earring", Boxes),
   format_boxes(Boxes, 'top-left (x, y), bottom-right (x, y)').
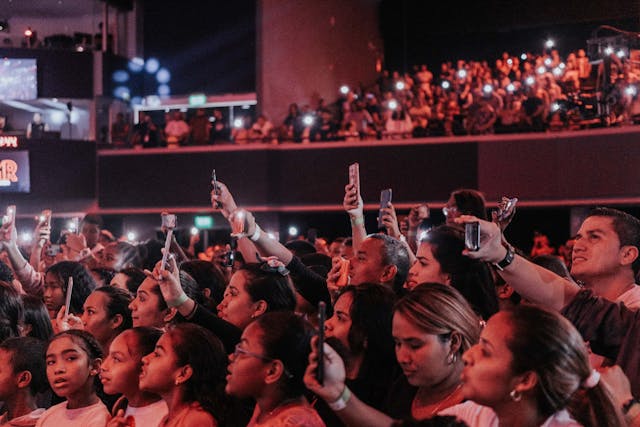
top-left (509, 389), bottom-right (522, 402)
top-left (447, 353), bottom-right (457, 364)
top-left (175, 379), bottom-right (181, 386)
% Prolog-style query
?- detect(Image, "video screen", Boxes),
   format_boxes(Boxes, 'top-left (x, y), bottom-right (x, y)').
top-left (0, 59), bottom-right (37, 101)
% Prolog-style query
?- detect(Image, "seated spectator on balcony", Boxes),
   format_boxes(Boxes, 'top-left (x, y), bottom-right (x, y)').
top-left (415, 64), bottom-right (433, 95)
top-left (411, 117), bottom-right (429, 138)
top-left (577, 48), bottom-right (592, 82)
top-left (231, 119), bottom-right (250, 144)
top-left (110, 113), bottom-right (130, 148)
top-left (521, 86), bottom-right (546, 132)
top-left (344, 101), bottom-right (374, 139)
top-left (249, 114), bottom-right (275, 143)
top-left (209, 109), bottom-right (230, 143)
top-left (311, 109), bottom-right (338, 142)
top-left (189, 108), bottom-right (210, 145)
top-left (283, 103), bottom-right (302, 142)
top-left (131, 113), bottom-right (160, 148)
top-left (385, 108), bottom-right (413, 138)
top-left (338, 120), bottom-right (360, 142)
top-left (466, 100), bottom-right (496, 135)
top-left (496, 97), bottom-right (522, 133)
top-left (165, 112), bottom-right (190, 148)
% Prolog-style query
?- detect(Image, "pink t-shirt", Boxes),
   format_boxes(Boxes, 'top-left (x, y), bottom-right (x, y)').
top-left (248, 402), bottom-right (326, 427)
top-left (35, 401), bottom-right (109, 427)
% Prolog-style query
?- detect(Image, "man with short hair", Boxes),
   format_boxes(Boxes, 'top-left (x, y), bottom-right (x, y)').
top-left (348, 234), bottom-right (410, 295)
top-left (460, 207), bottom-right (640, 393)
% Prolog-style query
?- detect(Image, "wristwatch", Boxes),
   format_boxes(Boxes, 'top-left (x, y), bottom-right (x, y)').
top-left (493, 244), bottom-right (515, 271)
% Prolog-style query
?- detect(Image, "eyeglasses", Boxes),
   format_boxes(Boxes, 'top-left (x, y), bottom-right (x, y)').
top-left (233, 344), bottom-right (273, 362)
top-left (442, 206), bottom-right (458, 218)
top-left (233, 344), bottom-right (293, 378)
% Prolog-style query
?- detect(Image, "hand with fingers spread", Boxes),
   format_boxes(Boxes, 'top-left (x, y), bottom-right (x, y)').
top-left (303, 336), bottom-right (347, 404)
top-left (210, 180), bottom-right (239, 220)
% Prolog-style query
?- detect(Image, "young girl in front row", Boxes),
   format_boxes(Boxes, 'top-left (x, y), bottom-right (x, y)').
top-left (100, 327), bottom-right (168, 427)
top-left (36, 330), bottom-right (109, 427)
top-left (140, 323), bottom-right (230, 427)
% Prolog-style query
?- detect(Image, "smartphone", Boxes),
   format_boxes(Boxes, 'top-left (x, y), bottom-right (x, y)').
top-left (70, 217), bottom-right (80, 235)
top-left (64, 276), bottom-right (74, 319)
top-left (161, 213), bottom-right (177, 229)
top-left (211, 169), bottom-right (222, 208)
top-left (317, 301), bottom-right (326, 385)
top-left (348, 163), bottom-right (360, 200)
top-left (336, 258), bottom-right (350, 287)
top-left (495, 197), bottom-right (518, 223)
top-left (2, 205), bottom-right (15, 227)
top-left (160, 213), bottom-right (177, 271)
top-left (464, 221), bottom-right (480, 251)
top-left (38, 209), bottom-right (52, 228)
top-left (377, 188), bottom-right (393, 230)
top-left (224, 249), bottom-right (235, 268)
top-left (45, 244), bottom-right (61, 257)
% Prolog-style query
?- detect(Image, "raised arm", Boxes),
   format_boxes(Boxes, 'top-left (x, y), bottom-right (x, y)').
top-left (210, 181), bottom-right (261, 264)
top-left (456, 215), bottom-right (580, 311)
top-left (380, 202), bottom-right (416, 265)
top-left (29, 221), bottom-right (51, 271)
top-left (0, 220), bottom-right (43, 295)
top-left (344, 183), bottom-right (366, 252)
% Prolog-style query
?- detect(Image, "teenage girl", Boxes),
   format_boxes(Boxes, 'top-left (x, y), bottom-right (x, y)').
top-left (140, 323), bottom-right (230, 427)
top-left (101, 327), bottom-right (168, 427)
top-left (36, 330), bottom-right (109, 427)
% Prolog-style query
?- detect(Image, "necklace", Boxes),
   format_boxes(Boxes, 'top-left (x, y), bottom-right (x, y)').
top-left (258, 397), bottom-right (303, 424)
top-left (412, 383), bottom-right (464, 418)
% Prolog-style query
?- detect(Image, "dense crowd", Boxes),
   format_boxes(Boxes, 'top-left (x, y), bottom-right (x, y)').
top-left (1, 172), bottom-right (640, 426)
top-left (113, 46), bottom-right (640, 148)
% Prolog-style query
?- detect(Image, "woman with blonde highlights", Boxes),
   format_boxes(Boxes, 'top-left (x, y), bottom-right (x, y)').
top-left (305, 283), bottom-right (481, 426)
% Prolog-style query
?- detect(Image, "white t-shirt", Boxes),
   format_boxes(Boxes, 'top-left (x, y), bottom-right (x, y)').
top-left (440, 401), bottom-right (581, 427)
top-left (123, 399), bottom-right (168, 427)
top-left (0, 408), bottom-right (45, 426)
top-left (35, 401), bottom-right (109, 427)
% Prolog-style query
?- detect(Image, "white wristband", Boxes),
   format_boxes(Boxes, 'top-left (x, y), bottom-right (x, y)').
top-left (249, 225), bottom-right (262, 242)
top-left (328, 386), bottom-right (351, 411)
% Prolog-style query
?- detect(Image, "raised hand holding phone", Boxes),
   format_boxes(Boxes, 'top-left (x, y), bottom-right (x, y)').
top-left (211, 169), bottom-right (222, 209)
top-left (377, 189), bottom-right (392, 230)
top-left (348, 163), bottom-right (360, 201)
top-left (160, 212), bottom-right (177, 271)
top-left (64, 276), bottom-right (73, 321)
top-left (317, 301), bottom-right (326, 385)
top-left (0, 205), bottom-right (16, 243)
top-left (492, 196), bottom-right (518, 231)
